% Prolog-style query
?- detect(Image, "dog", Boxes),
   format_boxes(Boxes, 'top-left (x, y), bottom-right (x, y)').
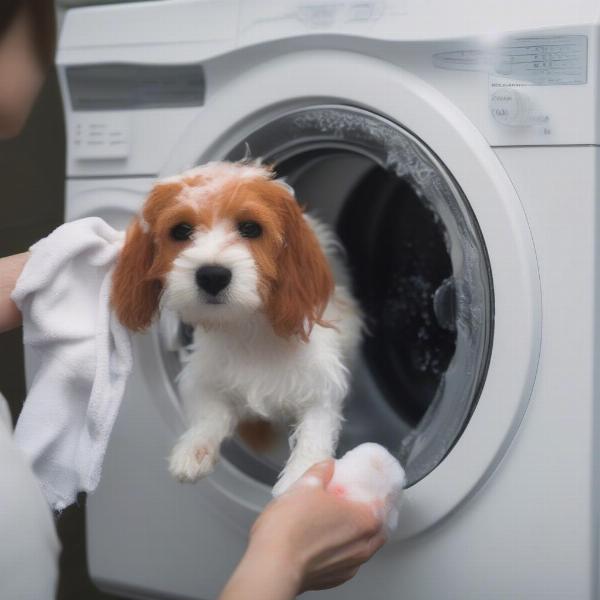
top-left (111, 161), bottom-right (362, 495)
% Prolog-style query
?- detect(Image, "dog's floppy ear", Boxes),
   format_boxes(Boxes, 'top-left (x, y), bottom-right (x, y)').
top-left (112, 180), bottom-right (183, 331)
top-left (266, 188), bottom-right (334, 341)
top-left (111, 217), bottom-right (161, 331)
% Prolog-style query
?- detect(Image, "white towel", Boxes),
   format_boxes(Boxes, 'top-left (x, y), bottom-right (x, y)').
top-left (327, 443), bottom-right (406, 531)
top-left (11, 217), bottom-right (131, 511)
top-left (0, 392), bottom-right (11, 430)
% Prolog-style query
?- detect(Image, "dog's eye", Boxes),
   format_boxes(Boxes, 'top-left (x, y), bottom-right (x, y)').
top-left (170, 223), bottom-right (194, 241)
top-left (238, 220), bottom-right (262, 239)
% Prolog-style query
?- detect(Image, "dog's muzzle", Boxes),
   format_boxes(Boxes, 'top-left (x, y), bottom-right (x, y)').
top-left (195, 265), bottom-right (232, 296)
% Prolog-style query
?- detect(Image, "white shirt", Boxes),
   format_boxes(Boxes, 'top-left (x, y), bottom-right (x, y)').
top-left (0, 392), bottom-right (59, 599)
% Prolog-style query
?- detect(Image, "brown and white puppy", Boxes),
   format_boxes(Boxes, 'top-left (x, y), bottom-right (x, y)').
top-left (111, 161), bottom-right (362, 494)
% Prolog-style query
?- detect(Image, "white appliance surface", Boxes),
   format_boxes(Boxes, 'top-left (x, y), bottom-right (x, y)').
top-left (56, 1), bottom-right (600, 598)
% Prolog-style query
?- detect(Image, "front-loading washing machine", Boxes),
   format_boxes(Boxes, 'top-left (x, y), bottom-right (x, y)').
top-left (55, 1), bottom-right (600, 598)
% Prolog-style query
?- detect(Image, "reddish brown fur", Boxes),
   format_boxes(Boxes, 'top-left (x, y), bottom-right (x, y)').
top-left (111, 166), bottom-right (335, 341)
top-left (111, 181), bottom-right (192, 331)
top-left (247, 179), bottom-right (334, 341)
top-left (111, 218), bottom-right (162, 332)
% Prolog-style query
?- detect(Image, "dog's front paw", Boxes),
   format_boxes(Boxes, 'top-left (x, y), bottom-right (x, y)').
top-left (273, 457), bottom-right (326, 496)
top-left (169, 439), bottom-right (218, 483)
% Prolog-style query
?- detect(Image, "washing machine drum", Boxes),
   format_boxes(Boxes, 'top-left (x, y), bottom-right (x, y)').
top-left (164, 106), bottom-right (494, 487)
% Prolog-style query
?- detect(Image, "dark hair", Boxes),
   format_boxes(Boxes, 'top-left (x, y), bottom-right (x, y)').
top-left (0, 1), bottom-right (21, 37)
top-left (0, 0), bottom-right (56, 67)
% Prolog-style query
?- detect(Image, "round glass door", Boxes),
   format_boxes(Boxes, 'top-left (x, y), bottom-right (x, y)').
top-left (161, 105), bottom-right (493, 487)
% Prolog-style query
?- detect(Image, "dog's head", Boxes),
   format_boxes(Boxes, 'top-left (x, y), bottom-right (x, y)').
top-left (111, 161), bottom-right (333, 341)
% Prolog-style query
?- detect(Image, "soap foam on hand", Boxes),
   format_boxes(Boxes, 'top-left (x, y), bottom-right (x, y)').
top-left (327, 443), bottom-right (406, 532)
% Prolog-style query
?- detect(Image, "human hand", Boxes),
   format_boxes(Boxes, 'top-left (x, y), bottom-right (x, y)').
top-left (260, 459), bottom-right (387, 592)
top-left (220, 460), bottom-right (386, 599)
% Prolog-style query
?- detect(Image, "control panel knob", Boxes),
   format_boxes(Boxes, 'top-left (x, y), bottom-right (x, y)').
top-left (489, 89), bottom-right (531, 127)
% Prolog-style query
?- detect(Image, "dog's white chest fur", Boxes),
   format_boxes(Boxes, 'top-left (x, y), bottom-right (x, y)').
top-left (181, 307), bottom-right (353, 421)
top-left (172, 284), bottom-right (362, 495)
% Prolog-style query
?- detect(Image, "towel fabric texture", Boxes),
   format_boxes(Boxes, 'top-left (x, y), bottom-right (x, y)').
top-left (327, 443), bottom-right (406, 531)
top-left (11, 217), bottom-right (131, 511)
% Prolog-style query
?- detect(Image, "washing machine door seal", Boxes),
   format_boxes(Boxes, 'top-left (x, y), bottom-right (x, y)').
top-left (157, 50), bottom-right (541, 539)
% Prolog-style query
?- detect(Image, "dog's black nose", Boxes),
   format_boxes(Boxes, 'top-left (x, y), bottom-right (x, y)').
top-left (195, 265), bottom-right (232, 296)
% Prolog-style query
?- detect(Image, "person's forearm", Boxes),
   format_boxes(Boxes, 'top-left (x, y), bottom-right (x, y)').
top-left (219, 544), bottom-right (301, 600)
top-left (0, 252), bottom-right (28, 333)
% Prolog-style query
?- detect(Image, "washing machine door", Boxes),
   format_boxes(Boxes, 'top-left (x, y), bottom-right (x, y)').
top-left (149, 51), bottom-right (541, 539)
top-left (213, 105), bottom-right (494, 490)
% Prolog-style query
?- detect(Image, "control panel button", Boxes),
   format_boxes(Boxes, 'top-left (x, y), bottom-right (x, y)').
top-left (71, 114), bottom-right (131, 161)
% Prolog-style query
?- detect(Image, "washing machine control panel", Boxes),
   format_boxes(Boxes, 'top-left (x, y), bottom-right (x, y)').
top-left (434, 35), bottom-right (587, 86)
top-left (71, 114), bottom-right (131, 161)
top-left (432, 33), bottom-right (594, 145)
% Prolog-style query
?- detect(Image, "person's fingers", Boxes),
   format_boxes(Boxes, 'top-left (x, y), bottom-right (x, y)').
top-left (294, 459), bottom-right (335, 490)
top-left (366, 531), bottom-right (387, 556)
